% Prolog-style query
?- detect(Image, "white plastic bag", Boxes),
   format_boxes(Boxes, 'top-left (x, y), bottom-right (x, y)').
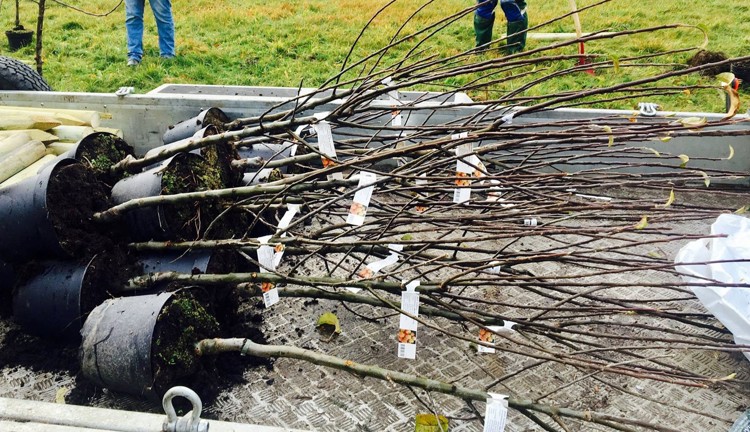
top-left (674, 214), bottom-right (750, 361)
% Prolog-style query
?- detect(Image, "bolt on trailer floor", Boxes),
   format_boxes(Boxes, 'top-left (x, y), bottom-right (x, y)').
top-left (1, 190), bottom-right (748, 432)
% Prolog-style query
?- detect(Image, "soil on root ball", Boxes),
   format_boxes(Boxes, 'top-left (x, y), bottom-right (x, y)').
top-left (151, 284), bottom-right (270, 404)
top-left (150, 291), bottom-right (222, 399)
top-left (79, 248), bottom-right (142, 316)
top-left (47, 163), bottom-right (122, 257)
top-left (200, 141), bottom-right (242, 189)
top-left (76, 133), bottom-right (135, 188)
top-left (687, 50), bottom-right (730, 77)
top-left (159, 155), bottom-right (230, 241)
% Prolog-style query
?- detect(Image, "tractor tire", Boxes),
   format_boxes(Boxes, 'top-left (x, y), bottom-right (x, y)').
top-left (0, 56), bottom-right (51, 91)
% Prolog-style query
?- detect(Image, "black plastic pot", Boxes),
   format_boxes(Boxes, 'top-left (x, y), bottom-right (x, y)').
top-left (61, 132), bottom-right (135, 186)
top-left (80, 290), bottom-right (219, 400)
top-left (111, 152), bottom-right (215, 241)
top-left (136, 251), bottom-right (213, 275)
top-left (236, 142), bottom-right (296, 174)
top-left (0, 260), bottom-right (13, 287)
top-left (5, 28), bottom-right (33, 51)
top-left (80, 292), bottom-right (174, 399)
top-left (162, 108), bottom-right (230, 145)
top-left (146, 126), bottom-right (217, 159)
top-left (0, 259), bottom-right (14, 317)
top-left (110, 157), bottom-right (171, 241)
top-left (12, 256), bottom-right (98, 341)
top-left (148, 125), bottom-right (240, 187)
top-left (0, 158), bottom-right (79, 262)
top-left (731, 61), bottom-right (750, 90)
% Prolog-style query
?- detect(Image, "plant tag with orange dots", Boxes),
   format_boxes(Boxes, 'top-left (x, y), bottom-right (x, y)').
top-left (346, 171), bottom-right (377, 226)
top-left (397, 280), bottom-right (420, 359)
top-left (477, 321), bottom-right (515, 354)
top-left (257, 235), bottom-right (280, 308)
top-left (313, 120), bottom-right (343, 181)
top-left (347, 244), bottom-right (403, 293)
top-left (272, 204), bottom-right (300, 268)
top-left (453, 140), bottom-right (474, 204)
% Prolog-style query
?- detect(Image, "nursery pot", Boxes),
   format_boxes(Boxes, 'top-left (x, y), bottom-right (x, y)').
top-left (5, 27), bottom-right (33, 51)
top-left (12, 255), bottom-right (98, 341)
top-left (110, 152), bottom-right (219, 241)
top-left (80, 292), bottom-right (174, 399)
top-left (146, 125), bottom-right (218, 159)
top-left (137, 251), bottom-right (213, 276)
top-left (731, 61), bottom-right (750, 90)
top-left (162, 107), bottom-right (230, 145)
top-left (62, 132), bottom-right (135, 186)
top-left (0, 158), bottom-right (106, 262)
top-left (80, 291), bottom-right (219, 399)
top-left (0, 260), bottom-right (14, 291)
top-left (236, 142), bottom-right (297, 174)
top-left (147, 125), bottom-right (240, 187)
top-left (0, 259), bottom-right (14, 317)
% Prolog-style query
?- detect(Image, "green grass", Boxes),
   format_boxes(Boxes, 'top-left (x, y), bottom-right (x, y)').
top-left (1, 0), bottom-right (748, 112)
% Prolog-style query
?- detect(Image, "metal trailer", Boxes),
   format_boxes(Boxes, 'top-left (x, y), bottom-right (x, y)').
top-left (0, 84), bottom-right (748, 179)
top-left (1, 85), bottom-right (749, 432)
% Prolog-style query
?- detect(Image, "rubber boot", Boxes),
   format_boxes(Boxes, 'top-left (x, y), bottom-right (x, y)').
top-left (474, 13), bottom-right (495, 52)
top-left (505, 13), bottom-right (528, 54)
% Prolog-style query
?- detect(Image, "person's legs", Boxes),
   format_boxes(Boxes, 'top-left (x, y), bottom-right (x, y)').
top-left (125, 0), bottom-right (145, 62)
top-left (474, 0), bottom-right (498, 50)
top-left (149, 0), bottom-right (176, 58)
top-left (500, 0), bottom-right (527, 54)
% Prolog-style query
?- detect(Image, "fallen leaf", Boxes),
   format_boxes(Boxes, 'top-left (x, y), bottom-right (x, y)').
top-left (401, 233), bottom-right (413, 241)
top-left (678, 117), bottom-right (707, 128)
top-left (56, 387), bottom-right (69, 404)
top-left (728, 144), bottom-right (735, 160)
top-left (644, 147), bottom-right (661, 157)
top-left (664, 189), bottom-right (675, 207)
top-left (678, 154), bottom-right (690, 168)
top-left (635, 215), bottom-right (649, 230)
top-left (602, 125), bottom-right (614, 147)
top-left (716, 72), bottom-right (736, 85)
top-left (697, 171), bottom-right (710, 187)
top-left (713, 372), bottom-right (736, 382)
top-left (722, 85), bottom-right (741, 120)
top-left (647, 250), bottom-right (665, 259)
top-left (736, 205), bottom-right (749, 214)
top-left (316, 312), bottom-right (342, 336)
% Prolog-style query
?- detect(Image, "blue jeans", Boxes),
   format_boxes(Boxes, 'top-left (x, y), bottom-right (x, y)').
top-left (476, 0), bottom-right (526, 21)
top-left (125, 0), bottom-right (175, 61)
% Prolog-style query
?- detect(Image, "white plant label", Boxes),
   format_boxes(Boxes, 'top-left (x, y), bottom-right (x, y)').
top-left (524, 218), bottom-right (538, 226)
top-left (347, 171), bottom-right (377, 226)
top-left (454, 143), bottom-right (474, 204)
top-left (397, 280), bottom-right (420, 359)
top-left (257, 235), bottom-right (280, 307)
top-left (313, 120), bottom-right (343, 181)
top-left (478, 326), bottom-right (502, 353)
top-left (347, 244), bottom-right (403, 293)
top-left (392, 110), bottom-right (403, 127)
top-left (477, 321), bottom-right (517, 354)
top-left (277, 203), bottom-right (300, 234)
top-left (382, 77), bottom-right (401, 105)
top-left (483, 393), bottom-right (509, 432)
top-left (267, 204), bottom-right (301, 278)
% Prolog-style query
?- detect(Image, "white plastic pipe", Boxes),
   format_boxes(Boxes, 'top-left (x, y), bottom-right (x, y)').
top-left (0, 397), bottom-right (308, 432)
top-left (500, 32), bottom-right (615, 40)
